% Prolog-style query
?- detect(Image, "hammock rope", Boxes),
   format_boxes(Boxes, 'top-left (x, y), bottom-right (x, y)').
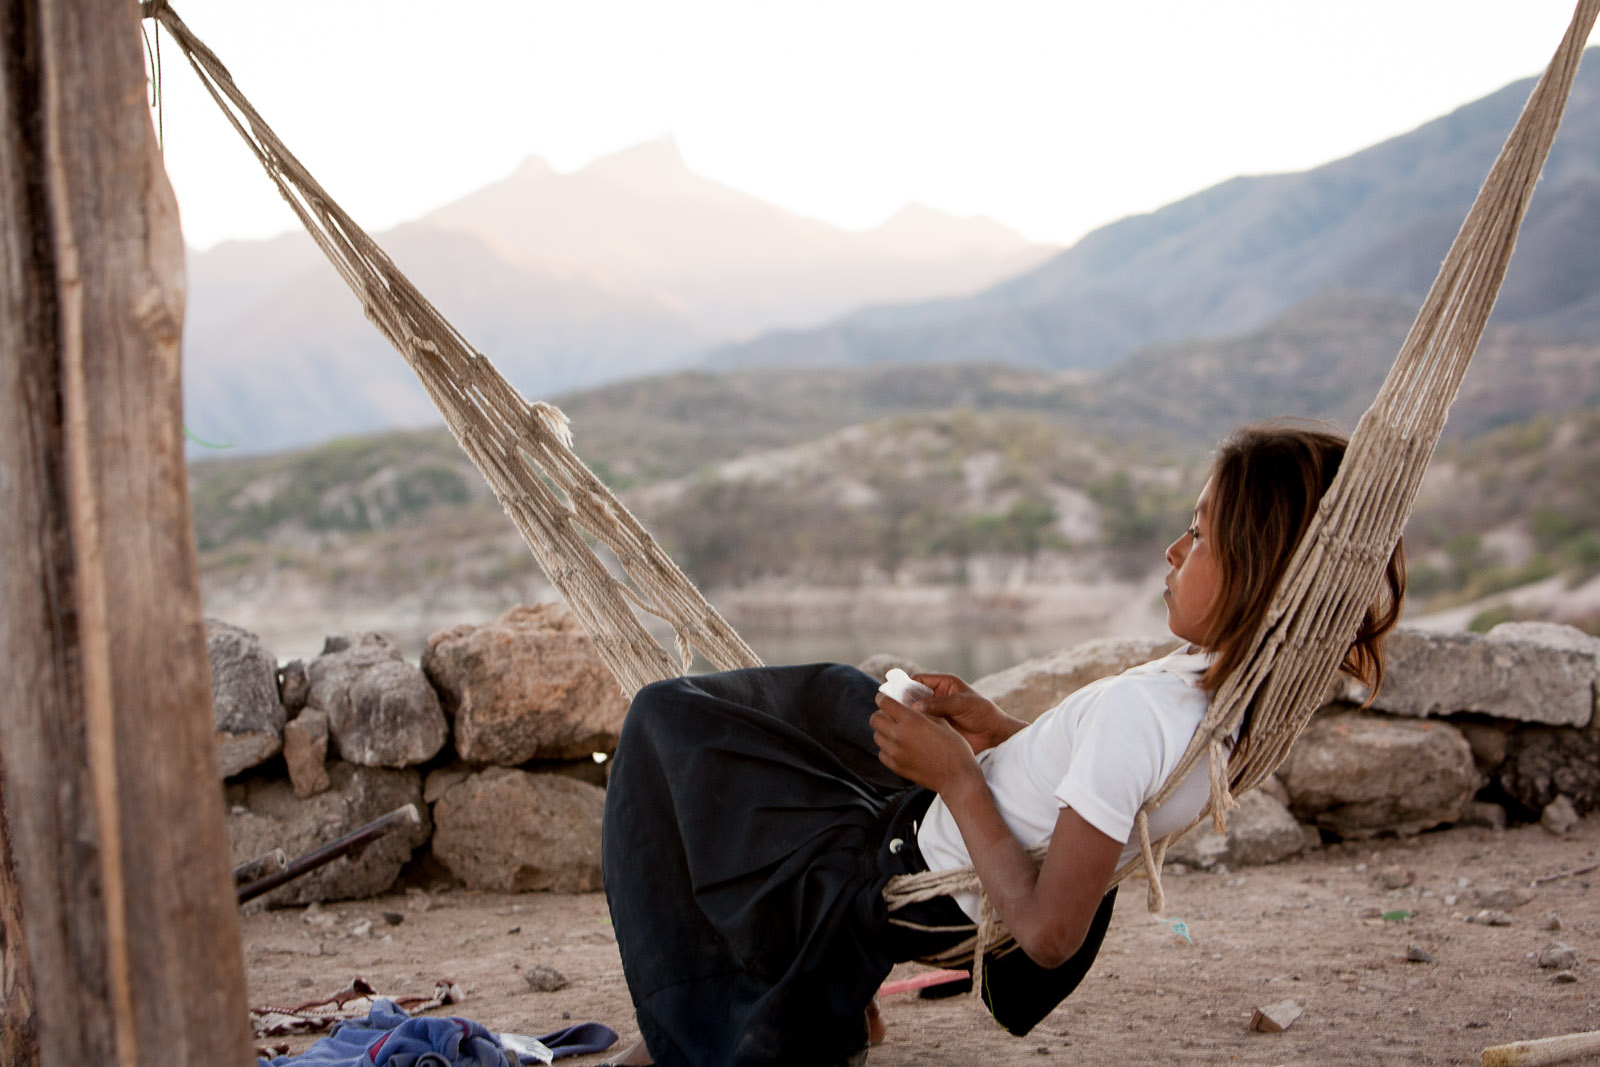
top-left (139, 0), bottom-right (763, 697)
top-left (883, 0), bottom-right (1599, 982)
top-left (145, 0), bottom-right (1597, 983)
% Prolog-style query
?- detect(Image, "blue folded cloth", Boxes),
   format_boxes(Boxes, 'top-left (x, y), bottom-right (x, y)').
top-left (259, 999), bottom-right (617, 1067)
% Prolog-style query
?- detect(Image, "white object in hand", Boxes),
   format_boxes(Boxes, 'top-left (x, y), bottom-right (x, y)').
top-left (879, 668), bottom-right (935, 706)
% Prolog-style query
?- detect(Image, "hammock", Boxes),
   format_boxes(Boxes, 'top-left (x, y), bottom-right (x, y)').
top-left (886, 0), bottom-right (1600, 976)
top-left (141, 1), bottom-right (765, 697)
top-left (144, 0), bottom-right (1597, 979)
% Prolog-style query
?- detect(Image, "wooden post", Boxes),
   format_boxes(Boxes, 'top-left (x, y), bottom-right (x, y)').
top-left (0, 1), bottom-right (252, 1064)
top-left (0, 772), bottom-right (40, 1062)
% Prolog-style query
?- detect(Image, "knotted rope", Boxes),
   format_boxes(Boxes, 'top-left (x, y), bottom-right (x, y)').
top-left (141, 1), bottom-right (763, 696)
top-left (143, 0), bottom-right (1597, 998)
top-left (883, 0), bottom-right (1599, 982)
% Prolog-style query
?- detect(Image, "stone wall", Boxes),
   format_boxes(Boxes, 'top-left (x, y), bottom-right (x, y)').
top-left (212, 611), bottom-right (1598, 903)
top-left (215, 603), bottom-right (620, 905)
top-left (973, 622), bottom-right (1598, 871)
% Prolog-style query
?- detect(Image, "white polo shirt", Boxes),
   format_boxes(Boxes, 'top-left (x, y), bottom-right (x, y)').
top-left (915, 649), bottom-right (1221, 920)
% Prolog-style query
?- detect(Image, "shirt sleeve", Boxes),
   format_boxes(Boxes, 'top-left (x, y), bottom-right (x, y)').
top-left (1051, 679), bottom-right (1170, 845)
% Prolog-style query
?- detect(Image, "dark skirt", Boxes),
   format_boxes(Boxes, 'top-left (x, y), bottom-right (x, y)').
top-left (601, 663), bottom-right (1115, 1067)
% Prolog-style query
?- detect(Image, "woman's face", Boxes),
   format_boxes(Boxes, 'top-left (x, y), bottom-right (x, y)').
top-left (1163, 479), bottom-right (1221, 647)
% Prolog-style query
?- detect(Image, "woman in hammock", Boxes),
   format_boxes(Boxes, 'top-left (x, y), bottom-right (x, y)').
top-left (601, 421), bottom-right (1405, 1067)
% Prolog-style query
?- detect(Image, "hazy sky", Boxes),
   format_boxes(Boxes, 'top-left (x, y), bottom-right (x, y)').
top-left (150, 1), bottom-right (1600, 252)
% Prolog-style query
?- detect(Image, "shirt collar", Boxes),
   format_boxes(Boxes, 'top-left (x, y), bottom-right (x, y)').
top-left (1125, 646), bottom-right (1240, 743)
top-left (1122, 645), bottom-right (1214, 688)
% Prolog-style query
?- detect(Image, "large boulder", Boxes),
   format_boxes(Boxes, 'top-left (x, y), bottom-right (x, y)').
top-left (1280, 710), bottom-right (1477, 837)
top-left (973, 636), bottom-right (1181, 722)
top-left (307, 633), bottom-right (448, 768)
top-left (429, 767), bottom-right (604, 892)
top-left (422, 603), bottom-right (627, 765)
top-left (205, 619), bottom-right (286, 778)
top-left (1351, 624), bottom-right (1598, 726)
top-left (1498, 721), bottom-right (1600, 817)
top-left (225, 761), bottom-right (429, 905)
top-left (1167, 788), bottom-right (1314, 868)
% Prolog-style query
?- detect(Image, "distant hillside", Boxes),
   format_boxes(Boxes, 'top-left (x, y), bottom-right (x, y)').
top-left (192, 283), bottom-right (1600, 656)
top-left (1086, 292), bottom-right (1600, 447)
top-left (550, 363), bottom-right (1085, 485)
top-left (428, 138), bottom-right (1052, 336)
top-left (548, 290), bottom-right (1600, 476)
top-left (183, 223), bottom-right (710, 452)
top-left (182, 138), bottom-right (1051, 455)
top-left (191, 383), bottom-right (1600, 660)
top-left (183, 58), bottom-right (1600, 458)
top-left (707, 50), bottom-right (1600, 373)
top-left (1409, 403), bottom-right (1600, 628)
top-left (190, 401), bottom-right (1199, 660)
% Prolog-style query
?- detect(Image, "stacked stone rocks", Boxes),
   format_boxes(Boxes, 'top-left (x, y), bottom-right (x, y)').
top-left (967, 623), bottom-right (1600, 871)
top-left (213, 604), bottom-right (621, 906)
top-left (211, 611), bottom-right (1599, 905)
top-left (422, 605), bottom-right (622, 894)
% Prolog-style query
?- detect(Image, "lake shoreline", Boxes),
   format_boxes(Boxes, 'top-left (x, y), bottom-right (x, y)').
top-left (201, 568), bottom-right (1172, 680)
top-left (202, 559), bottom-right (1595, 680)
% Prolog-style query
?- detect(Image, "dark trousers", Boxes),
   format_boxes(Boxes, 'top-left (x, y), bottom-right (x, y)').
top-left (603, 664), bottom-right (1114, 1067)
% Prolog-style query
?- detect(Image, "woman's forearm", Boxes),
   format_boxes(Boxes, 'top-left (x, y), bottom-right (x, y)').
top-left (937, 770), bottom-right (1080, 968)
top-left (874, 698), bottom-right (1118, 967)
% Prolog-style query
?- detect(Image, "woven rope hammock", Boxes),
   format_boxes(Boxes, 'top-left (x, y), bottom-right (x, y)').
top-left (146, 0), bottom-right (1596, 981)
top-left (141, 0), bottom-right (764, 697)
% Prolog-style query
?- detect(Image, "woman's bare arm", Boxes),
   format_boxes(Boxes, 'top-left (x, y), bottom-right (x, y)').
top-left (937, 771), bottom-right (1123, 967)
top-left (871, 700), bottom-right (1124, 968)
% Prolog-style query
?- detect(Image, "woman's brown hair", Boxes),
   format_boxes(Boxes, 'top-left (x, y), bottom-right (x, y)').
top-left (1198, 421), bottom-right (1406, 696)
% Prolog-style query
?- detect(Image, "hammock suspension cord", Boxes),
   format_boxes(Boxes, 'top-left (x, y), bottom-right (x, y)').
top-left (883, 0), bottom-right (1598, 985)
top-left (139, 0), bottom-right (764, 698)
top-left (143, 0), bottom-right (1598, 986)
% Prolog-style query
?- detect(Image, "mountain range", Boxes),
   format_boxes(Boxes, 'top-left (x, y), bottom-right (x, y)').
top-left (184, 53), bottom-right (1600, 455)
top-left (189, 333), bottom-right (1600, 661)
top-left (181, 138), bottom-right (1049, 454)
top-left (707, 51), bottom-right (1600, 372)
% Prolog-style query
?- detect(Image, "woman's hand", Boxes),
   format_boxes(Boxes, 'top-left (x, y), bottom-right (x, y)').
top-left (870, 696), bottom-right (981, 795)
top-left (905, 673), bottom-right (1028, 754)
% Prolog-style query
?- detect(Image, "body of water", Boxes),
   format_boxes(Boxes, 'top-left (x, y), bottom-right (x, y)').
top-left (708, 619), bottom-right (1167, 682)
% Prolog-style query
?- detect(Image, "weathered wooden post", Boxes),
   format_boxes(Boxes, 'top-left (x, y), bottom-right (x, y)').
top-left (0, 1), bottom-right (251, 1063)
top-left (0, 773), bottom-right (39, 1061)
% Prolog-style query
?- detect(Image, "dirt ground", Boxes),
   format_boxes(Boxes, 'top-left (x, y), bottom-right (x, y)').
top-left (242, 817), bottom-right (1600, 1067)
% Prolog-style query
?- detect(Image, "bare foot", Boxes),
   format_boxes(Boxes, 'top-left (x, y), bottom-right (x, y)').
top-left (603, 1038), bottom-right (654, 1066)
top-left (865, 996), bottom-right (887, 1046)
